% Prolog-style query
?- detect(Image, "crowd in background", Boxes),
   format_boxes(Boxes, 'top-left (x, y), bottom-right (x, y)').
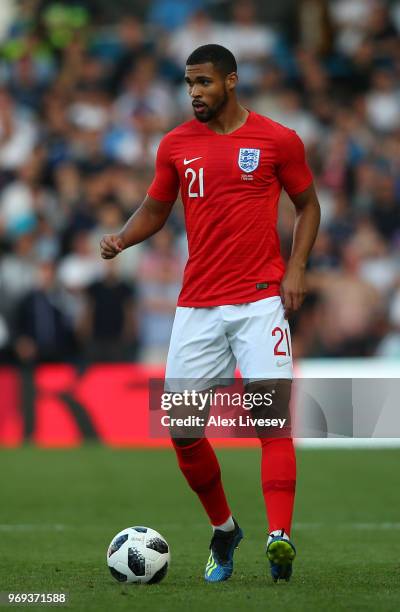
top-left (0, 0), bottom-right (399, 364)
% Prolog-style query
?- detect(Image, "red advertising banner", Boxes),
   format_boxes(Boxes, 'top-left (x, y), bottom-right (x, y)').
top-left (0, 367), bottom-right (23, 447)
top-left (0, 365), bottom-right (257, 448)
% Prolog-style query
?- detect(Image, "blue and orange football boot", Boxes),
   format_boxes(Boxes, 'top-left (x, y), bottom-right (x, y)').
top-left (204, 517), bottom-right (243, 582)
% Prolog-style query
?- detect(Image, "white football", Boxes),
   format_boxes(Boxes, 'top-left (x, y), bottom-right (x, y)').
top-left (107, 526), bottom-right (170, 584)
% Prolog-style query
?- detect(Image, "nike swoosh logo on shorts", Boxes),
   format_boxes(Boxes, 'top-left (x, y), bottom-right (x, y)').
top-left (184, 156), bottom-right (202, 165)
top-left (277, 359), bottom-right (291, 367)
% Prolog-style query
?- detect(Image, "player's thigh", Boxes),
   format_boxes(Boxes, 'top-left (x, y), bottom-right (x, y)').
top-left (229, 296), bottom-right (293, 382)
top-left (165, 306), bottom-right (236, 389)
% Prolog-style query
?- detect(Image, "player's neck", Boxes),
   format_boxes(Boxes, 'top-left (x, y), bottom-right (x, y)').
top-left (206, 102), bottom-right (249, 135)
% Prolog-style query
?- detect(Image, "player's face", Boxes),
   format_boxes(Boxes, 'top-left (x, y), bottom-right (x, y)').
top-left (184, 63), bottom-right (234, 123)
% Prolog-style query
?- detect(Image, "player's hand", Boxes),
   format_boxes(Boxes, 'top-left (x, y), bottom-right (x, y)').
top-left (280, 261), bottom-right (307, 319)
top-left (100, 234), bottom-right (124, 259)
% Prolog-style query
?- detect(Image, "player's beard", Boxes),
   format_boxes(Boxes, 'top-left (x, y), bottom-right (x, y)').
top-left (193, 88), bottom-right (229, 123)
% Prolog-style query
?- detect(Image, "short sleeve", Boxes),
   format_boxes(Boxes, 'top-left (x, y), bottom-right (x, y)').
top-left (147, 135), bottom-right (180, 203)
top-left (276, 129), bottom-right (313, 197)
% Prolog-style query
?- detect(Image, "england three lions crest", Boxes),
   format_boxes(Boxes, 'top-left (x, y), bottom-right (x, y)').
top-left (238, 148), bottom-right (260, 173)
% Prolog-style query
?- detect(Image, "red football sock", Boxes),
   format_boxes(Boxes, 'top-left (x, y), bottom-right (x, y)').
top-left (172, 438), bottom-right (231, 525)
top-left (260, 437), bottom-right (296, 535)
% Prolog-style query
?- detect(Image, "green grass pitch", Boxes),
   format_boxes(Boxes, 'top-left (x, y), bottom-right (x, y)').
top-left (0, 446), bottom-right (399, 611)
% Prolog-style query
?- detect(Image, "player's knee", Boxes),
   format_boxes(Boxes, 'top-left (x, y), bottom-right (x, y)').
top-left (171, 436), bottom-right (203, 448)
top-left (245, 378), bottom-right (292, 401)
top-left (244, 379), bottom-right (292, 438)
top-left (166, 397), bottom-right (209, 442)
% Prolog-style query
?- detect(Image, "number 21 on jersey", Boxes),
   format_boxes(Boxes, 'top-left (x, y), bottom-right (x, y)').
top-left (185, 167), bottom-right (204, 198)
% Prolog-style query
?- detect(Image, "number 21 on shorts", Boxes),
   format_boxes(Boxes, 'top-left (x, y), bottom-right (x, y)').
top-left (272, 326), bottom-right (291, 356)
top-left (185, 167), bottom-right (204, 198)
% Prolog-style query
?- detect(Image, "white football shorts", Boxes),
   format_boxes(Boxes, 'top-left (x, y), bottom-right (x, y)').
top-left (165, 296), bottom-right (293, 391)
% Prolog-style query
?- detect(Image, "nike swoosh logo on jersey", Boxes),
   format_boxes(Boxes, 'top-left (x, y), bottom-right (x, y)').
top-left (183, 156), bottom-right (202, 165)
top-left (277, 359), bottom-right (291, 368)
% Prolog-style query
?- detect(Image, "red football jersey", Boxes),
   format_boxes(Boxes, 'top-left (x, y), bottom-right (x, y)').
top-left (148, 111), bottom-right (313, 307)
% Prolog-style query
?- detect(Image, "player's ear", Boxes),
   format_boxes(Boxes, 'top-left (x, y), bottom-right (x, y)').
top-left (225, 72), bottom-right (238, 91)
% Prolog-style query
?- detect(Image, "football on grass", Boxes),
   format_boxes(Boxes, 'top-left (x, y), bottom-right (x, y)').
top-left (107, 526), bottom-right (170, 584)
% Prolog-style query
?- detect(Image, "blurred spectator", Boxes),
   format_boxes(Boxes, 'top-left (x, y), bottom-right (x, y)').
top-left (113, 55), bottom-right (173, 128)
top-left (137, 227), bottom-right (182, 363)
top-left (297, 0), bottom-right (333, 55)
top-left (376, 279), bottom-right (400, 357)
top-left (110, 55), bottom-right (173, 165)
top-left (268, 89), bottom-right (321, 148)
top-left (168, 10), bottom-right (222, 68)
top-left (147, 0), bottom-right (205, 32)
top-left (252, 63), bottom-right (286, 118)
top-left (0, 88), bottom-right (37, 173)
top-left (107, 16), bottom-right (153, 94)
top-left (329, 0), bottom-right (374, 56)
top-left (219, 0), bottom-right (278, 91)
top-left (14, 259), bottom-right (75, 363)
top-left (78, 259), bottom-right (138, 361)
top-left (42, 2), bottom-right (90, 51)
top-left (8, 54), bottom-right (48, 112)
top-left (371, 174), bottom-right (400, 241)
top-left (68, 87), bottom-right (110, 134)
top-left (88, 198), bottom-right (144, 279)
top-left (0, 0), bottom-right (15, 41)
top-left (0, 232), bottom-right (37, 321)
top-left (366, 1), bottom-right (399, 60)
top-left (41, 92), bottom-right (73, 167)
top-left (0, 146), bottom-right (59, 240)
top-left (58, 230), bottom-right (103, 290)
top-left (365, 69), bottom-right (400, 133)
top-left (308, 258), bottom-right (384, 357)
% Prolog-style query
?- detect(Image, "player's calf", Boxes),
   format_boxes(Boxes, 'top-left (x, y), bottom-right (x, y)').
top-left (244, 380), bottom-right (296, 582)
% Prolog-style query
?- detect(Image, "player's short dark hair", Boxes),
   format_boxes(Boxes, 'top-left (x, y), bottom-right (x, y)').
top-left (186, 44), bottom-right (237, 76)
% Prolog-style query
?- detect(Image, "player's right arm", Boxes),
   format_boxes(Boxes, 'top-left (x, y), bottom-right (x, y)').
top-left (100, 134), bottom-right (179, 259)
top-left (100, 195), bottom-right (175, 258)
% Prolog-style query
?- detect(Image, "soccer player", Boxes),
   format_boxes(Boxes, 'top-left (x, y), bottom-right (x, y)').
top-left (100, 44), bottom-right (320, 583)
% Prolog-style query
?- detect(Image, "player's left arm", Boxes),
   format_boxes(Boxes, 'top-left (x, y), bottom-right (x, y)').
top-left (281, 183), bottom-right (321, 319)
